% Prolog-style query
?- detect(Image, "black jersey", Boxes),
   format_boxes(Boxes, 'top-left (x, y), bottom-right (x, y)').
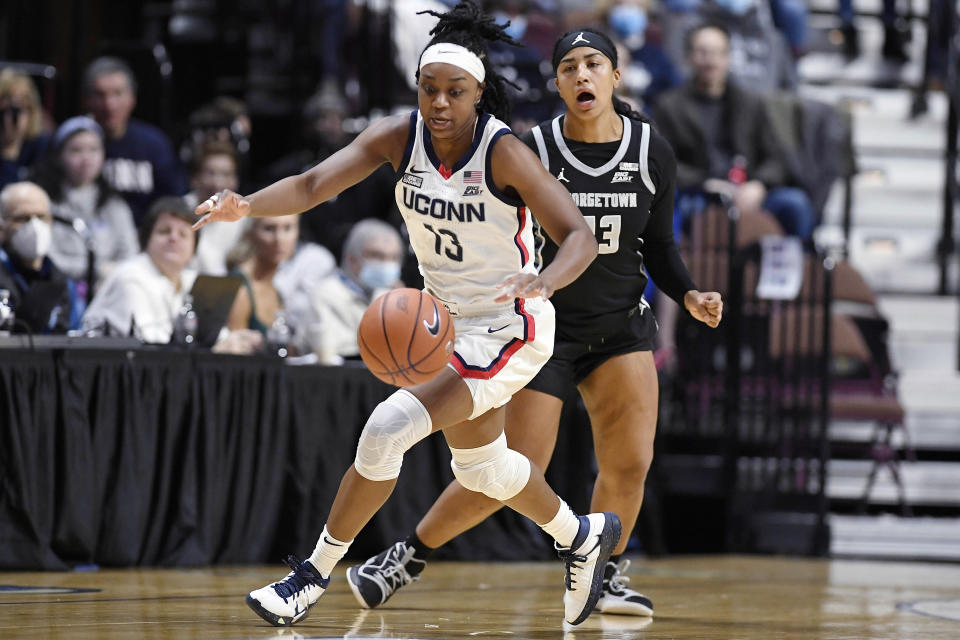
top-left (520, 114), bottom-right (696, 342)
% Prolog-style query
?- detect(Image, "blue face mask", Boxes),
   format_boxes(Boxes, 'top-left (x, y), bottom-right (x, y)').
top-left (493, 11), bottom-right (528, 41)
top-left (716, 0), bottom-right (755, 15)
top-left (358, 259), bottom-right (401, 291)
top-left (609, 4), bottom-right (648, 40)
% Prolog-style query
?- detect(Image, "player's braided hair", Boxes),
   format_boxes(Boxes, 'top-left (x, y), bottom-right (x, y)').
top-left (551, 27), bottom-right (650, 123)
top-left (417, 0), bottom-right (520, 123)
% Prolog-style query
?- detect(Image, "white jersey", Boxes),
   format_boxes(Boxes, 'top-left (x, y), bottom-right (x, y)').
top-left (395, 111), bottom-right (537, 316)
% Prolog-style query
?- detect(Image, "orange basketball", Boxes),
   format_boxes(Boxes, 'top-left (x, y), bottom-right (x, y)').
top-left (357, 288), bottom-right (455, 387)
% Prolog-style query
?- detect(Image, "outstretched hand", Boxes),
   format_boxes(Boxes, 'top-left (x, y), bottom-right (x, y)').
top-left (494, 273), bottom-right (554, 302)
top-left (684, 290), bottom-right (723, 328)
top-left (193, 189), bottom-right (250, 230)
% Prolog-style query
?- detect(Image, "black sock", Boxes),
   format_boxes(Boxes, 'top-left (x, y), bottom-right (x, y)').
top-left (609, 554), bottom-right (621, 565)
top-left (404, 532), bottom-right (435, 569)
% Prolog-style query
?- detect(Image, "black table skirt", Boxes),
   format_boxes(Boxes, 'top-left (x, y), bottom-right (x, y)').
top-left (0, 349), bottom-right (595, 569)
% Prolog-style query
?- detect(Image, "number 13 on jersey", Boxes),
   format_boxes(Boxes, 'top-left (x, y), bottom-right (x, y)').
top-left (584, 215), bottom-right (621, 255)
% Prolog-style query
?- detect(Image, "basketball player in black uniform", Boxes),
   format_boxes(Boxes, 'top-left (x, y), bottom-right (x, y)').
top-left (348, 28), bottom-right (722, 618)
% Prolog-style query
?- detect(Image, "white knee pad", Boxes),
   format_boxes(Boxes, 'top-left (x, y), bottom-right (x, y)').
top-left (449, 432), bottom-right (531, 501)
top-left (354, 389), bottom-right (432, 481)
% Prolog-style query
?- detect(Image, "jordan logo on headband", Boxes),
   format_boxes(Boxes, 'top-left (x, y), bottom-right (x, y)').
top-left (572, 32), bottom-right (590, 45)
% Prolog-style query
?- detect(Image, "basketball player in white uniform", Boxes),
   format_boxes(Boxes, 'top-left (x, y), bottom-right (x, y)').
top-left (347, 27), bottom-right (724, 619)
top-left (195, 1), bottom-right (620, 629)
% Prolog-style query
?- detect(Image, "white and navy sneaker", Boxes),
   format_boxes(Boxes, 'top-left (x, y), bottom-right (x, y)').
top-left (595, 559), bottom-right (654, 616)
top-left (346, 540), bottom-right (425, 608)
top-left (557, 512), bottom-right (622, 626)
top-left (246, 555), bottom-right (329, 626)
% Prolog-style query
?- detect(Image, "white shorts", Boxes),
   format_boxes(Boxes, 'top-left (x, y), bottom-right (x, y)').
top-left (448, 296), bottom-right (555, 419)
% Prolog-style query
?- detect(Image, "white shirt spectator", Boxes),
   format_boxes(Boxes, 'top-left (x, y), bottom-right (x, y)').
top-left (305, 271), bottom-right (387, 365)
top-left (83, 252), bottom-right (198, 343)
top-left (275, 241), bottom-right (336, 341)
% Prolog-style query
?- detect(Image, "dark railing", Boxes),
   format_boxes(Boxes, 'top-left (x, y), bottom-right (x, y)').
top-left (662, 201), bottom-right (835, 555)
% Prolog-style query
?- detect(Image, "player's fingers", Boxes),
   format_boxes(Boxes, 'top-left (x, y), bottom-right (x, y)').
top-left (192, 213), bottom-right (212, 230)
top-left (516, 277), bottom-right (543, 296)
top-left (195, 191), bottom-right (221, 216)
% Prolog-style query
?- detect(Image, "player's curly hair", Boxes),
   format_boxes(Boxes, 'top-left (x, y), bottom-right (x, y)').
top-left (551, 27), bottom-right (650, 123)
top-left (416, 0), bottom-right (520, 123)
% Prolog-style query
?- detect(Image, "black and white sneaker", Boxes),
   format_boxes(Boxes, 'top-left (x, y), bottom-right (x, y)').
top-left (557, 512), bottom-right (622, 626)
top-left (246, 555), bottom-right (329, 626)
top-left (595, 559), bottom-right (653, 616)
top-left (346, 540), bottom-right (425, 608)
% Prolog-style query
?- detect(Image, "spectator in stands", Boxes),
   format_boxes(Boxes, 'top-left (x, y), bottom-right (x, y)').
top-left (653, 22), bottom-right (814, 239)
top-left (82, 197), bottom-right (198, 343)
top-left (184, 140), bottom-right (249, 275)
top-left (263, 85), bottom-right (397, 261)
top-left (181, 96), bottom-right (252, 188)
top-left (0, 69), bottom-right (50, 190)
top-left (838, 0), bottom-right (907, 62)
top-left (488, 0), bottom-right (564, 131)
top-left (303, 218), bottom-right (403, 365)
top-left (662, 0), bottom-right (796, 93)
top-left (599, 0), bottom-right (684, 108)
top-left (32, 116), bottom-right (138, 300)
top-left (224, 214), bottom-right (300, 341)
top-left (82, 56), bottom-right (185, 225)
top-left (0, 181), bottom-right (77, 333)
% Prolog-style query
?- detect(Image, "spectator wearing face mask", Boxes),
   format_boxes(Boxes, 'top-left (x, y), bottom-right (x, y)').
top-left (303, 218), bottom-right (403, 365)
top-left (600, 0), bottom-right (683, 107)
top-left (0, 181), bottom-right (77, 333)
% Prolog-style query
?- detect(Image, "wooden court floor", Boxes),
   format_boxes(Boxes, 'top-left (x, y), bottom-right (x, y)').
top-left (2, 555), bottom-right (959, 639)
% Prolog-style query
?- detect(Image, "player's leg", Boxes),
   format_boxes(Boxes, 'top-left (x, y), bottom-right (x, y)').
top-left (422, 388), bottom-right (564, 543)
top-left (246, 366), bottom-right (475, 627)
top-left (348, 332), bottom-right (578, 608)
top-left (578, 349), bottom-right (658, 616)
top-left (345, 388), bottom-right (563, 608)
top-left (439, 404), bottom-right (620, 626)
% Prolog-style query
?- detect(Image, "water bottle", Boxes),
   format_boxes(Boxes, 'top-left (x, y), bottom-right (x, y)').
top-left (267, 309), bottom-right (291, 358)
top-left (0, 289), bottom-right (14, 334)
top-left (172, 293), bottom-right (199, 347)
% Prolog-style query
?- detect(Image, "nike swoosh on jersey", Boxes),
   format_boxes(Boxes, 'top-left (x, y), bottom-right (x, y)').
top-left (487, 324), bottom-right (510, 333)
top-left (410, 167), bottom-right (429, 174)
top-left (423, 304), bottom-right (441, 336)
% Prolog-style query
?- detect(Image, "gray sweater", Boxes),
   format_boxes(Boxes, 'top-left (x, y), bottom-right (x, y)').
top-left (49, 184), bottom-right (139, 285)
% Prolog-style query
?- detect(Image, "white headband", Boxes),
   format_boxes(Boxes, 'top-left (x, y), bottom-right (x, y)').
top-left (419, 43), bottom-right (486, 83)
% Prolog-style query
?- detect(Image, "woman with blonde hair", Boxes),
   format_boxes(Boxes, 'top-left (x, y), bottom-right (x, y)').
top-left (0, 69), bottom-right (50, 189)
top-left (225, 214), bottom-right (299, 338)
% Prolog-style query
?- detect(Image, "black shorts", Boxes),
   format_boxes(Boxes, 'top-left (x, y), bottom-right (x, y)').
top-left (526, 305), bottom-right (659, 400)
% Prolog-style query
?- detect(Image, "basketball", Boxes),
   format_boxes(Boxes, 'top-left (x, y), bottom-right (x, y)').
top-left (357, 288), bottom-right (455, 387)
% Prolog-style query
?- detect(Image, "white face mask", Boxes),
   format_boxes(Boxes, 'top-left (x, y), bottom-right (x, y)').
top-left (8, 216), bottom-right (52, 263)
top-left (358, 259), bottom-right (401, 291)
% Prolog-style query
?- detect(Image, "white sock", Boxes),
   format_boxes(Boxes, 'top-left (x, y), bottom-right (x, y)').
top-left (307, 525), bottom-right (353, 578)
top-left (539, 500), bottom-right (581, 548)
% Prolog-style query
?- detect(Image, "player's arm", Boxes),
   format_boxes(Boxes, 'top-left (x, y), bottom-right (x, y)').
top-left (490, 134), bottom-right (598, 300)
top-left (643, 131), bottom-right (722, 327)
top-left (194, 114), bottom-right (409, 228)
